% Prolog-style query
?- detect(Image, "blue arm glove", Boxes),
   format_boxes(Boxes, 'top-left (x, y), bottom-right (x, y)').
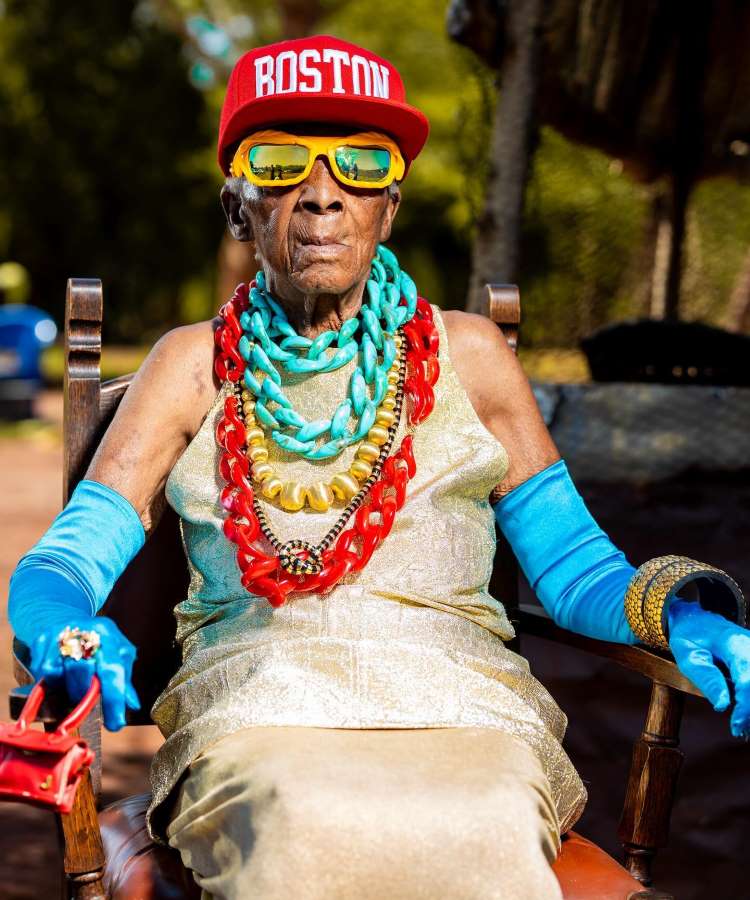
top-left (494, 459), bottom-right (637, 644)
top-left (495, 460), bottom-right (750, 738)
top-left (668, 599), bottom-right (750, 738)
top-left (7, 480), bottom-right (146, 731)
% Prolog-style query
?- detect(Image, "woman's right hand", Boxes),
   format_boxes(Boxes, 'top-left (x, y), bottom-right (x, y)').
top-left (28, 616), bottom-right (141, 731)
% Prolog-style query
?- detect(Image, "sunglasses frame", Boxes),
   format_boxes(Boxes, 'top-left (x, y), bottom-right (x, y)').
top-left (230, 129), bottom-right (406, 189)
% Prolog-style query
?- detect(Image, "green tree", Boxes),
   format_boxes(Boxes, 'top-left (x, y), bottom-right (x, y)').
top-left (0, 0), bottom-right (219, 341)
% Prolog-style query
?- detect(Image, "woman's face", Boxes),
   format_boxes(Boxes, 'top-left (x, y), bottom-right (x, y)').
top-left (221, 127), bottom-right (400, 304)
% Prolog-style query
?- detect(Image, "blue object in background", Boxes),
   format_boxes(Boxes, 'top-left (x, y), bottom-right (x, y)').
top-left (0, 304), bottom-right (57, 418)
top-left (0, 304), bottom-right (57, 380)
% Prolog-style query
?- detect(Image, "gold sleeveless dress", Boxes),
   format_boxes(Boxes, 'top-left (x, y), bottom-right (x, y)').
top-left (145, 308), bottom-right (586, 844)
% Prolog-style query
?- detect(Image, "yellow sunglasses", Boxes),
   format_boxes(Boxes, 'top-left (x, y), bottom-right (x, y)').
top-left (229, 130), bottom-right (406, 189)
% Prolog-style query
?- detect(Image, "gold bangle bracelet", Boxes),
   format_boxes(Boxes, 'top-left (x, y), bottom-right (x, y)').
top-left (624, 557), bottom-right (663, 646)
top-left (625, 555), bottom-right (745, 652)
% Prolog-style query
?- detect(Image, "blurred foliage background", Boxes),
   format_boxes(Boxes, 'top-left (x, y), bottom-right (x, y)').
top-left (2, 0), bottom-right (750, 369)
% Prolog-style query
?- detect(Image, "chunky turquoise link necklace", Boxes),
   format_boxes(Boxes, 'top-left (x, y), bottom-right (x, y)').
top-left (238, 244), bottom-right (418, 460)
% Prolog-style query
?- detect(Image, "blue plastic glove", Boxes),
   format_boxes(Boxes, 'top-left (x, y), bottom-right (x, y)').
top-left (668, 599), bottom-right (750, 738)
top-left (8, 479), bottom-right (146, 731)
top-left (28, 615), bottom-right (140, 731)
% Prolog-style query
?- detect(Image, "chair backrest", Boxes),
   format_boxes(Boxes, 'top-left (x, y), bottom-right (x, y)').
top-left (58, 278), bottom-right (523, 720)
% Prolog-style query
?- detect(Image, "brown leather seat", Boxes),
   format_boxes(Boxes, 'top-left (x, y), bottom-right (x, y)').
top-left (100, 794), bottom-right (201, 900)
top-left (99, 793), bottom-right (645, 900)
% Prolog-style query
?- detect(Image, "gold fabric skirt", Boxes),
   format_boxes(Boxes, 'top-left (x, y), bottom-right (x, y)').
top-left (166, 725), bottom-right (563, 900)
top-left (149, 594), bottom-right (587, 842)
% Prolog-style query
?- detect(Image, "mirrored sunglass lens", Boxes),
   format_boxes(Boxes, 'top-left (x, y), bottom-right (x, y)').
top-left (334, 146), bottom-right (391, 182)
top-left (248, 144), bottom-right (309, 181)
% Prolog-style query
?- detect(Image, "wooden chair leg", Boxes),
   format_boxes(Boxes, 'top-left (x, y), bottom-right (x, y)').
top-left (54, 767), bottom-right (107, 900)
top-left (618, 681), bottom-right (685, 887)
top-left (43, 715), bottom-right (107, 900)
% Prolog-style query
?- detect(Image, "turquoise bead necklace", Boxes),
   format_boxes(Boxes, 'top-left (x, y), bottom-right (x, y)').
top-left (239, 244), bottom-right (418, 460)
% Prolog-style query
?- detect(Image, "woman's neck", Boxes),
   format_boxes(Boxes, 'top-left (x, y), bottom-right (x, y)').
top-left (263, 273), bottom-right (366, 339)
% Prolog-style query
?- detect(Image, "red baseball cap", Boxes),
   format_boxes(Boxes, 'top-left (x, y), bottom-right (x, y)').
top-left (217, 36), bottom-right (429, 178)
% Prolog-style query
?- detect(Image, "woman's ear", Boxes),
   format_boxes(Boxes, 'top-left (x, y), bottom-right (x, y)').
top-left (220, 179), bottom-right (253, 242)
top-left (379, 183), bottom-right (401, 242)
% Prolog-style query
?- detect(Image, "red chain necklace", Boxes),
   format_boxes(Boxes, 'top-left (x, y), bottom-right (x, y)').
top-left (214, 281), bottom-right (440, 607)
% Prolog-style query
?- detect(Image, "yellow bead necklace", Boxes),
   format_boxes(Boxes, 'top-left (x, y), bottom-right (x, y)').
top-left (243, 332), bottom-right (404, 513)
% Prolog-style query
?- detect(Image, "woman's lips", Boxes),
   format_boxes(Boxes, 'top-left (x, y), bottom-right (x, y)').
top-left (295, 240), bottom-right (350, 260)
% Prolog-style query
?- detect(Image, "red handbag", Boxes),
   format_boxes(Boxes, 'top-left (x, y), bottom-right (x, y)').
top-left (0, 676), bottom-right (100, 813)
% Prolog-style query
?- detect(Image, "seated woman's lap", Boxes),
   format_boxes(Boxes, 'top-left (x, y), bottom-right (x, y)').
top-left (166, 726), bottom-right (562, 900)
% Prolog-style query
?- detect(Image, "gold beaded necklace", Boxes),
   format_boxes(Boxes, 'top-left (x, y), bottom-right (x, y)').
top-left (242, 331), bottom-right (405, 513)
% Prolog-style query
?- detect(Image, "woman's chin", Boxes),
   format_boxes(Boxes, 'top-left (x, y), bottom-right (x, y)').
top-left (288, 261), bottom-right (355, 296)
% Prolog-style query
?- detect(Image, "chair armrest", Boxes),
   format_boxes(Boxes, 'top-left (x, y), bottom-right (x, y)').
top-left (519, 603), bottom-right (702, 698)
top-left (100, 372), bottom-right (135, 419)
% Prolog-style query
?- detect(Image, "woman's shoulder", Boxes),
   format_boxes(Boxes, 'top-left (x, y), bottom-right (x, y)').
top-left (440, 309), bottom-right (512, 355)
top-left (132, 316), bottom-right (223, 439)
top-left (442, 310), bottom-right (524, 398)
top-left (84, 316), bottom-right (224, 526)
top-left (146, 317), bottom-right (221, 389)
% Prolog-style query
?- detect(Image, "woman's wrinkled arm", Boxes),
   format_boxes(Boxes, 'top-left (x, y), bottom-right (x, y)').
top-left (86, 319), bottom-right (218, 534)
top-left (441, 309), bottom-right (560, 498)
top-left (7, 320), bottom-right (218, 728)
top-left (443, 310), bottom-right (750, 738)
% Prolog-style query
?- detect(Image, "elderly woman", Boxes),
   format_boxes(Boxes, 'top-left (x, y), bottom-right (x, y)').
top-left (8, 36), bottom-right (750, 900)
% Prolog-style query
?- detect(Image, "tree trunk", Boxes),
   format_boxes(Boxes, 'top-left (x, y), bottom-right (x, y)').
top-left (278, 0), bottom-right (323, 39)
top-left (724, 245), bottom-right (750, 333)
top-left (465, 0), bottom-right (544, 314)
top-left (650, 1), bottom-right (709, 321)
top-left (648, 189), bottom-right (670, 319)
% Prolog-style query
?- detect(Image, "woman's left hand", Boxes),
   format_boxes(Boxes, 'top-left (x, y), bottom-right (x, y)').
top-left (668, 598), bottom-right (750, 738)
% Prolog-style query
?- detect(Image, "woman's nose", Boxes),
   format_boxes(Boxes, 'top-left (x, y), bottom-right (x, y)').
top-left (297, 158), bottom-right (344, 213)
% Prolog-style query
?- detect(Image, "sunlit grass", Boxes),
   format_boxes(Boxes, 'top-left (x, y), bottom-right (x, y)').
top-left (519, 349), bottom-right (591, 383)
top-left (41, 345), bottom-right (149, 385)
top-left (0, 417), bottom-right (59, 442)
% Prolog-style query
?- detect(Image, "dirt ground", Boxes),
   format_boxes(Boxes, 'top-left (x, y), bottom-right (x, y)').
top-left (0, 392), bottom-right (748, 900)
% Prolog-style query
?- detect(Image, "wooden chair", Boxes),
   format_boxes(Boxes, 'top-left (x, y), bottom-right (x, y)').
top-left (7, 278), bottom-right (700, 900)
